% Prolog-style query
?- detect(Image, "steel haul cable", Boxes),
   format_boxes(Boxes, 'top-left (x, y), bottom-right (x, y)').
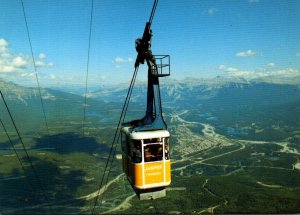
top-left (0, 119), bottom-right (27, 174)
top-left (0, 90), bottom-right (53, 213)
top-left (149, 0), bottom-right (158, 24)
top-left (0, 119), bottom-right (37, 197)
top-left (20, 0), bottom-right (50, 137)
top-left (83, 0), bottom-right (94, 136)
top-left (91, 0), bottom-right (160, 213)
top-left (91, 66), bottom-right (139, 214)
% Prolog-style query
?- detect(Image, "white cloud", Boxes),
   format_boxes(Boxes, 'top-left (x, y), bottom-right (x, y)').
top-left (272, 68), bottom-right (300, 77)
top-left (20, 72), bottom-right (35, 77)
top-left (219, 65), bottom-right (253, 77)
top-left (39, 53), bottom-right (46, 59)
top-left (0, 39), bottom-right (53, 73)
top-left (219, 64), bottom-right (300, 79)
top-left (35, 61), bottom-right (45, 67)
top-left (236, 49), bottom-right (257, 57)
top-left (12, 56), bottom-right (28, 68)
top-left (112, 56), bottom-right (133, 64)
top-left (1, 65), bottom-right (15, 73)
top-left (267, 62), bottom-right (275, 67)
top-left (219, 65), bottom-right (240, 73)
top-left (114, 57), bottom-right (125, 63)
top-left (1, 53), bottom-right (12, 58)
top-left (35, 61), bottom-right (53, 68)
top-left (208, 8), bottom-right (218, 15)
top-left (226, 67), bottom-right (239, 73)
top-left (49, 73), bottom-right (56, 79)
top-left (218, 65), bottom-right (226, 70)
top-left (0, 38), bottom-right (8, 53)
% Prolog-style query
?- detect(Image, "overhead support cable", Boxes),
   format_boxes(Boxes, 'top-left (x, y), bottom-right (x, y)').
top-left (20, 0), bottom-right (50, 137)
top-left (97, 65), bottom-right (140, 207)
top-left (0, 118), bottom-right (38, 200)
top-left (0, 90), bottom-right (53, 213)
top-left (149, 0), bottom-right (158, 25)
top-left (83, 0), bottom-right (94, 136)
top-left (100, 0), bottom-right (161, 195)
top-left (91, 0), bottom-right (160, 213)
top-left (91, 66), bottom-right (139, 214)
top-left (0, 118), bottom-right (27, 175)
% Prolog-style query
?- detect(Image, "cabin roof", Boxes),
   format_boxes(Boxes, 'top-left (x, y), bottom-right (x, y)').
top-left (121, 126), bottom-right (170, 139)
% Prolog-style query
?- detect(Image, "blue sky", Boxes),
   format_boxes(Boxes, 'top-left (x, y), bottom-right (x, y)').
top-left (1, 0), bottom-right (300, 87)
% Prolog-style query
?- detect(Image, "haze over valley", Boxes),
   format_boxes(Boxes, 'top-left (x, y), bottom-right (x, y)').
top-left (1, 76), bottom-right (300, 213)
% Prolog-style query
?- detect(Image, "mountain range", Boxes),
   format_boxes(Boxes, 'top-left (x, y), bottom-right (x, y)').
top-left (1, 76), bottom-right (300, 213)
top-left (1, 76), bottom-right (300, 142)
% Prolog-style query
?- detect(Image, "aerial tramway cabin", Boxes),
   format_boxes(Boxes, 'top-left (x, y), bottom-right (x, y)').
top-left (121, 127), bottom-right (171, 199)
top-left (120, 0), bottom-right (171, 200)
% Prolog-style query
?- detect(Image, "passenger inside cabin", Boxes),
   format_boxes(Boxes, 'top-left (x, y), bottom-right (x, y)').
top-left (144, 146), bottom-right (155, 162)
top-left (165, 143), bottom-right (170, 160)
top-left (144, 144), bottom-right (163, 162)
top-left (157, 145), bottom-right (163, 160)
top-left (132, 142), bottom-right (142, 163)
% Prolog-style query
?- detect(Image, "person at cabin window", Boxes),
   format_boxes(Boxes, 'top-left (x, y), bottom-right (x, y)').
top-left (144, 146), bottom-right (155, 162)
top-left (165, 143), bottom-right (170, 160)
top-left (144, 146), bottom-right (151, 162)
top-left (132, 142), bottom-right (142, 163)
top-left (135, 144), bottom-right (142, 163)
top-left (157, 145), bottom-right (163, 160)
top-left (144, 144), bottom-right (163, 162)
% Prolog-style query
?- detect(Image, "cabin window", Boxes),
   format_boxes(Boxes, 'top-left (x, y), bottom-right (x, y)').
top-left (126, 136), bottom-right (130, 156)
top-left (121, 133), bottom-right (127, 153)
top-left (164, 137), bottom-right (170, 160)
top-left (144, 143), bottom-right (163, 162)
top-left (131, 140), bottom-right (142, 163)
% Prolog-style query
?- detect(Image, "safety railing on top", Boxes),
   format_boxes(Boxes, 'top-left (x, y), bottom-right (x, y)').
top-left (153, 55), bottom-right (170, 77)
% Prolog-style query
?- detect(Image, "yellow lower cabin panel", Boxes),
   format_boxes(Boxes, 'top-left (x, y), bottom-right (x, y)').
top-left (126, 158), bottom-right (171, 189)
top-left (144, 161), bottom-right (165, 185)
top-left (132, 163), bottom-right (143, 187)
top-left (165, 160), bottom-right (171, 182)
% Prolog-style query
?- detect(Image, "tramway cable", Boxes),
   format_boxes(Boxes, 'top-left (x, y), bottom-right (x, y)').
top-left (92, 0), bottom-right (170, 211)
top-left (21, 0), bottom-right (50, 137)
top-left (0, 118), bottom-right (48, 212)
top-left (91, 65), bottom-right (139, 214)
top-left (149, 0), bottom-right (158, 25)
top-left (0, 118), bottom-right (27, 175)
top-left (20, 2), bottom-right (55, 211)
top-left (0, 90), bottom-right (53, 213)
top-left (99, 65), bottom-right (140, 205)
top-left (120, 0), bottom-right (171, 200)
top-left (5, 0), bottom-right (164, 212)
top-left (99, 0), bottom-right (161, 201)
top-left (0, 119), bottom-right (37, 191)
top-left (83, 0), bottom-right (94, 136)
top-left (92, 62), bottom-right (140, 211)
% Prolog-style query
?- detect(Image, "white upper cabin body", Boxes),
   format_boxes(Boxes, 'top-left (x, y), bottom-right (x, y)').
top-left (121, 126), bottom-right (170, 140)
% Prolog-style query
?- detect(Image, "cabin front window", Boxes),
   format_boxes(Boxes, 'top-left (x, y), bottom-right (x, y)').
top-left (144, 143), bottom-right (163, 162)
